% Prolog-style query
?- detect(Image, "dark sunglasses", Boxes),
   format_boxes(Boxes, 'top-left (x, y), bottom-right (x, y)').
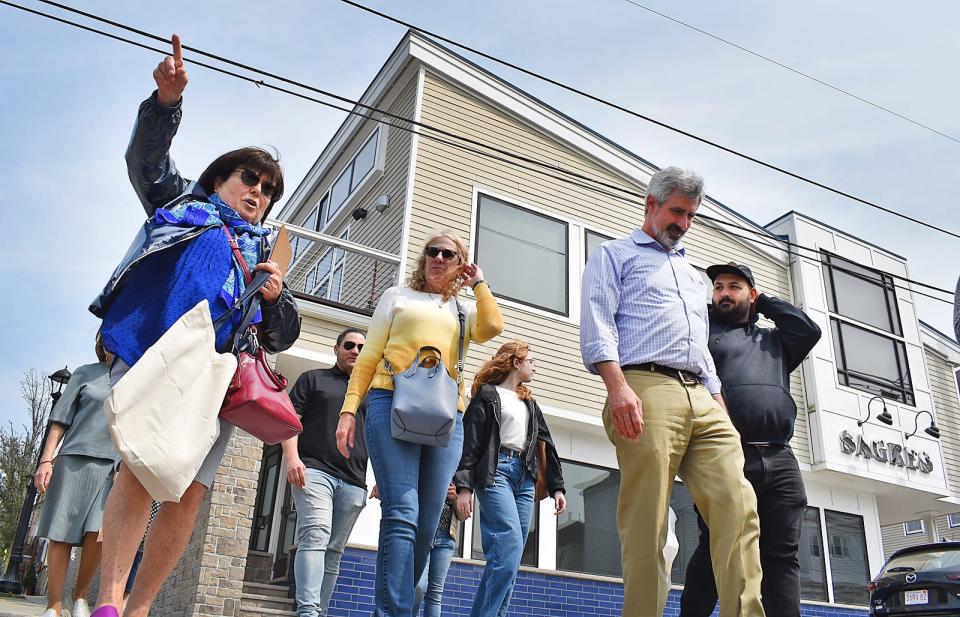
top-left (425, 246), bottom-right (459, 261)
top-left (236, 168), bottom-right (277, 200)
top-left (342, 341), bottom-right (364, 351)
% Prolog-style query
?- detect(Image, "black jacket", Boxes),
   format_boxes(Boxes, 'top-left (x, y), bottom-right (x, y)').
top-left (90, 92), bottom-right (300, 354)
top-left (709, 294), bottom-right (821, 445)
top-left (455, 384), bottom-right (565, 496)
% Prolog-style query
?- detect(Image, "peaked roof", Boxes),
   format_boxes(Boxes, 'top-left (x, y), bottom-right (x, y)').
top-left (278, 30), bottom-right (786, 260)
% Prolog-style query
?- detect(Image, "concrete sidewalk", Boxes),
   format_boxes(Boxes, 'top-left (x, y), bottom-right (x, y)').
top-left (0, 595), bottom-right (46, 617)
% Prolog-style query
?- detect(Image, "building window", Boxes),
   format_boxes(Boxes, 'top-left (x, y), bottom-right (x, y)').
top-left (556, 460), bottom-right (621, 577)
top-left (954, 366), bottom-right (960, 402)
top-left (291, 202), bottom-right (322, 267)
top-left (948, 513), bottom-right (960, 528)
top-left (470, 497), bottom-right (538, 567)
top-left (821, 250), bottom-right (902, 335)
top-left (475, 193), bottom-right (569, 315)
top-left (799, 507), bottom-right (828, 602)
top-left (306, 228), bottom-right (350, 301)
top-left (825, 510), bottom-right (870, 606)
top-left (904, 519), bottom-right (925, 535)
top-left (669, 481), bottom-right (698, 585)
top-left (314, 128), bottom-right (382, 229)
top-left (831, 318), bottom-right (914, 405)
top-left (584, 229), bottom-right (613, 264)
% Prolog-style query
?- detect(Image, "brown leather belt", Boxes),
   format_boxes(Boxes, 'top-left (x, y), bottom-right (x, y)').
top-left (622, 362), bottom-right (702, 386)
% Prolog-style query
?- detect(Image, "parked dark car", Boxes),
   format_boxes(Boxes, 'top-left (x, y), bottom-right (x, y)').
top-left (870, 542), bottom-right (960, 615)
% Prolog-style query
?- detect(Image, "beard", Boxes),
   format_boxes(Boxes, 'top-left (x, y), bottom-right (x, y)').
top-left (714, 297), bottom-right (751, 323)
top-left (653, 223), bottom-right (686, 249)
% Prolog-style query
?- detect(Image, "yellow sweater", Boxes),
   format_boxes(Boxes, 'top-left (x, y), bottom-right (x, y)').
top-left (341, 282), bottom-right (504, 415)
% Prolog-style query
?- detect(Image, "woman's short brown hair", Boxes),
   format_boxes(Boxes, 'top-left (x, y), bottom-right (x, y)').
top-left (197, 147), bottom-right (284, 221)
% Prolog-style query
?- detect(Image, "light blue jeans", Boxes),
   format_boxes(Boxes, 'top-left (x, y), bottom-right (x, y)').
top-left (365, 389), bottom-right (464, 617)
top-left (412, 514), bottom-right (457, 617)
top-left (291, 468), bottom-right (367, 617)
top-left (470, 453), bottom-right (535, 617)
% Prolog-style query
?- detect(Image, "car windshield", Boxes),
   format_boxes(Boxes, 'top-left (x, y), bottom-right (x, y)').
top-left (882, 548), bottom-right (960, 575)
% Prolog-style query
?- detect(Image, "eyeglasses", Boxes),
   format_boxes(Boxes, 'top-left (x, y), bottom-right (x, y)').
top-left (342, 341), bottom-right (364, 351)
top-left (425, 246), bottom-right (459, 261)
top-left (236, 168), bottom-right (277, 200)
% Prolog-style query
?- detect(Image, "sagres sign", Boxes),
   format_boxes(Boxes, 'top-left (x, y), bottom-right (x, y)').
top-left (839, 431), bottom-right (934, 473)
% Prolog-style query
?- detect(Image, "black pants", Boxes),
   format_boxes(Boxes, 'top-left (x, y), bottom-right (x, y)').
top-left (679, 444), bottom-right (807, 617)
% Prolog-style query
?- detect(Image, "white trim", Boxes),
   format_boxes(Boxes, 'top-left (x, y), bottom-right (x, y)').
top-left (406, 33), bottom-right (786, 263)
top-left (921, 322), bottom-right (960, 365)
top-left (948, 512), bottom-right (960, 528)
top-left (903, 519), bottom-right (925, 535)
top-left (295, 298), bottom-right (372, 330)
top-left (397, 66), bottom-right (426, 286)
top-left (321, 125), bottom-right (389, 234)
top-left (278, 345), bottom-right (337, 368)
top-left (265, 220), bottom-right (401, 265)
top-left (819, 507), bottom-right (836, 604)
top-left (468, 185), bottom-right (578, 324)
top-left (277, 40), bottom-right (414, 222)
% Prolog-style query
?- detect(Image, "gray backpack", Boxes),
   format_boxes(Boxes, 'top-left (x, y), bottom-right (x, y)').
top-left (386, 301), bottom-right (466, 447)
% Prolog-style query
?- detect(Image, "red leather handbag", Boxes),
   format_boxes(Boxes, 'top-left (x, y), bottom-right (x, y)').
top-left (218, 226), bottom-right (302, 445)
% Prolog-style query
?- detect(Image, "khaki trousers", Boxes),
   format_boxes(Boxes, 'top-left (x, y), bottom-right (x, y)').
top-left (602, 371), bottom-right (765, 617)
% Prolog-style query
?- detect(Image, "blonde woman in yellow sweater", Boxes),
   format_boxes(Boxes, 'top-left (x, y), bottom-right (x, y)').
top-left (336, 230), bottom-right (503, 616)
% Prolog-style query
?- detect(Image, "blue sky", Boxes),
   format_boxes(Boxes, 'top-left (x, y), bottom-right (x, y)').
top-left (2, 0), bottom-right (957, 428)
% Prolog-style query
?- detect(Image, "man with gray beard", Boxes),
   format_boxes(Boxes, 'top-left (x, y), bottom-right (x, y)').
top-left (581, 167), bottom-right (766, 617)
top-left (680, 263), bottom-right (821, 617)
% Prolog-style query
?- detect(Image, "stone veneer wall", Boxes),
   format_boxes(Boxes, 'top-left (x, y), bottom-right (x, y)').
top-left (88, 428), bottom-right (262, 616)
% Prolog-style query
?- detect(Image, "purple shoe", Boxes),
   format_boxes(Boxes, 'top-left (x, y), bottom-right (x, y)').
top-left (90, 607), bottom-right (120, 617)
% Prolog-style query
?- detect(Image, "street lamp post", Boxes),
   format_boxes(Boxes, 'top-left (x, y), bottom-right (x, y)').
top-left (0, 367), bottom-right (72, 594)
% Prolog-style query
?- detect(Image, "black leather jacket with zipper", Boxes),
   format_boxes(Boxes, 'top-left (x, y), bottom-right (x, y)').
top-left (455, 384), bottom-right (565, 496)
top-left (88, 92), bottom-right (300, 354)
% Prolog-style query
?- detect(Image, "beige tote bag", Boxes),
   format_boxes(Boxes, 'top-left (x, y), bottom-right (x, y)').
top-left (104, 300), bottom-right (238, 502)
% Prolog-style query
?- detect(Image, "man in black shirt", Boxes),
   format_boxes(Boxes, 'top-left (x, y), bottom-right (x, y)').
top-left (283, 327), bottom-right (368, 617)
top-left (680, 263), bottom-right (821, 617)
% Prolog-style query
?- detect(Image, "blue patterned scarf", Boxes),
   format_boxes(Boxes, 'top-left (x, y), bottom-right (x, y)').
top-left (153, 194), bottom-right (272, 308)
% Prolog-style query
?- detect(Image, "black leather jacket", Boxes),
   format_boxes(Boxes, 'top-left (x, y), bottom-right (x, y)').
top-left (89, 92), bottom-right (300, 354)
top-left (709, 294), bottom-right (821, 445)
top-left (455, 384), bottom-right (565, 496)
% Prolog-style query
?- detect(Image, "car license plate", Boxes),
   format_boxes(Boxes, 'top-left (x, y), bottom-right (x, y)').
top-left (904, 589), bottom-right (928, 605)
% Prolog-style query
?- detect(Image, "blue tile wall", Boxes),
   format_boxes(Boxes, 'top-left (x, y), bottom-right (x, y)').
top-left (327, 547), bottom-right (868, 617)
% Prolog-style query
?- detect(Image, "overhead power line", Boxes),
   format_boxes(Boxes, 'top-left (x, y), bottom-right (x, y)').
top-left (620, 0), bottom-right (960, 146)
top-left (332, 0), bottom-right (960, 241)
top-left (1, 0), bottom-right (954, 307)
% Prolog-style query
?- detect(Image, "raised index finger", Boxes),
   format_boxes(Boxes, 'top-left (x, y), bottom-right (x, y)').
top-left (172, 34), bottom-right (183, 66)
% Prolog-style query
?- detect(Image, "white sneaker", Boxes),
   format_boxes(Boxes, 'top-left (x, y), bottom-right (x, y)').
top-left (39, 609), bottom-right (60, 617)
top-left (72, 598), bottom-right (92, 617)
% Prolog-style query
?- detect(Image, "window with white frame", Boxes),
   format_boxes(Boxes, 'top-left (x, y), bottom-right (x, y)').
top-left (954, 366), bottom-right (960, 402)
top-left (799, 507), bottom-right (828, 601)
top-left (821, 250), bottom-right (914, 405)
top-left (474, 193), bottom-right (569, 315)
top-left (291, 201), bottom-right (322, 267)
top-left (305, 228), bottom-right (350, 302)
top-left (903, 519), bottom-right (925, 535)
top-left (825, 510), bottom-right (869, 605)
top-left (322, 129), bottom-right (381, 227)
top-left (555, 460), bottom-right (621, 577)
top-left (948, 513), bottom-right (960, 528)
top-left (584, 228), bottom-right (613, 264)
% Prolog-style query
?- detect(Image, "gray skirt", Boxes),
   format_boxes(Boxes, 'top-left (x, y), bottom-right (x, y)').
top-left (36, 454), bottom-right (113, 545)
top-left (109, 357), bottom-right (232, 489)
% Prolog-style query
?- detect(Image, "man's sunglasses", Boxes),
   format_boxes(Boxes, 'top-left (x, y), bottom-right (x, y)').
top-left (342, 341), bottom-right (364, 351)
top-left (425, 246), bottom-right (459, 261)
top-left (236, 168), bottom-right (277, 200)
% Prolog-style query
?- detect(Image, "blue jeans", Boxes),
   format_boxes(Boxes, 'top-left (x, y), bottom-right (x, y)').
top-left (412, 520), bottom-right (457, 617)
top-left (290, 468), bottom-right (367, 617)
top-left (365, 389), bottom-right (464, 617)
top-left (471, 453), bottom-right (535, 617)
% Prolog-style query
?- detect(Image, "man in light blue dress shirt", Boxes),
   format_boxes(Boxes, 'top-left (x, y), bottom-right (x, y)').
top-left (580, 167), bottom-right (765, 617)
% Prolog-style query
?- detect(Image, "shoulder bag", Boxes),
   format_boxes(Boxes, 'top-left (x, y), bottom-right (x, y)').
top-left (217, 226), bottom-right (303, 445)
top-left (386, 300), bottom-right (465, 447)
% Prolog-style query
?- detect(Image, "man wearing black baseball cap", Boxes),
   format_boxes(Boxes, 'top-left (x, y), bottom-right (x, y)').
top-left (680, 262), bottom-right (821, 617)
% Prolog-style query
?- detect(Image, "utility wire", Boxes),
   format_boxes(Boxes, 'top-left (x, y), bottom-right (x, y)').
top-left (1, 0), bottom-right (954, 307)
top-left (621, 0), bottom-right (960, 146)
top-left (333, 0), bottom-right (960, 241)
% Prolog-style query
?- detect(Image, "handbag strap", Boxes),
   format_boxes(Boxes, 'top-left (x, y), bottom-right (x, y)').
top-left (222, 224), bottom-right (253, 284)
top-left (455, 299), bottom-right (466, 385)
